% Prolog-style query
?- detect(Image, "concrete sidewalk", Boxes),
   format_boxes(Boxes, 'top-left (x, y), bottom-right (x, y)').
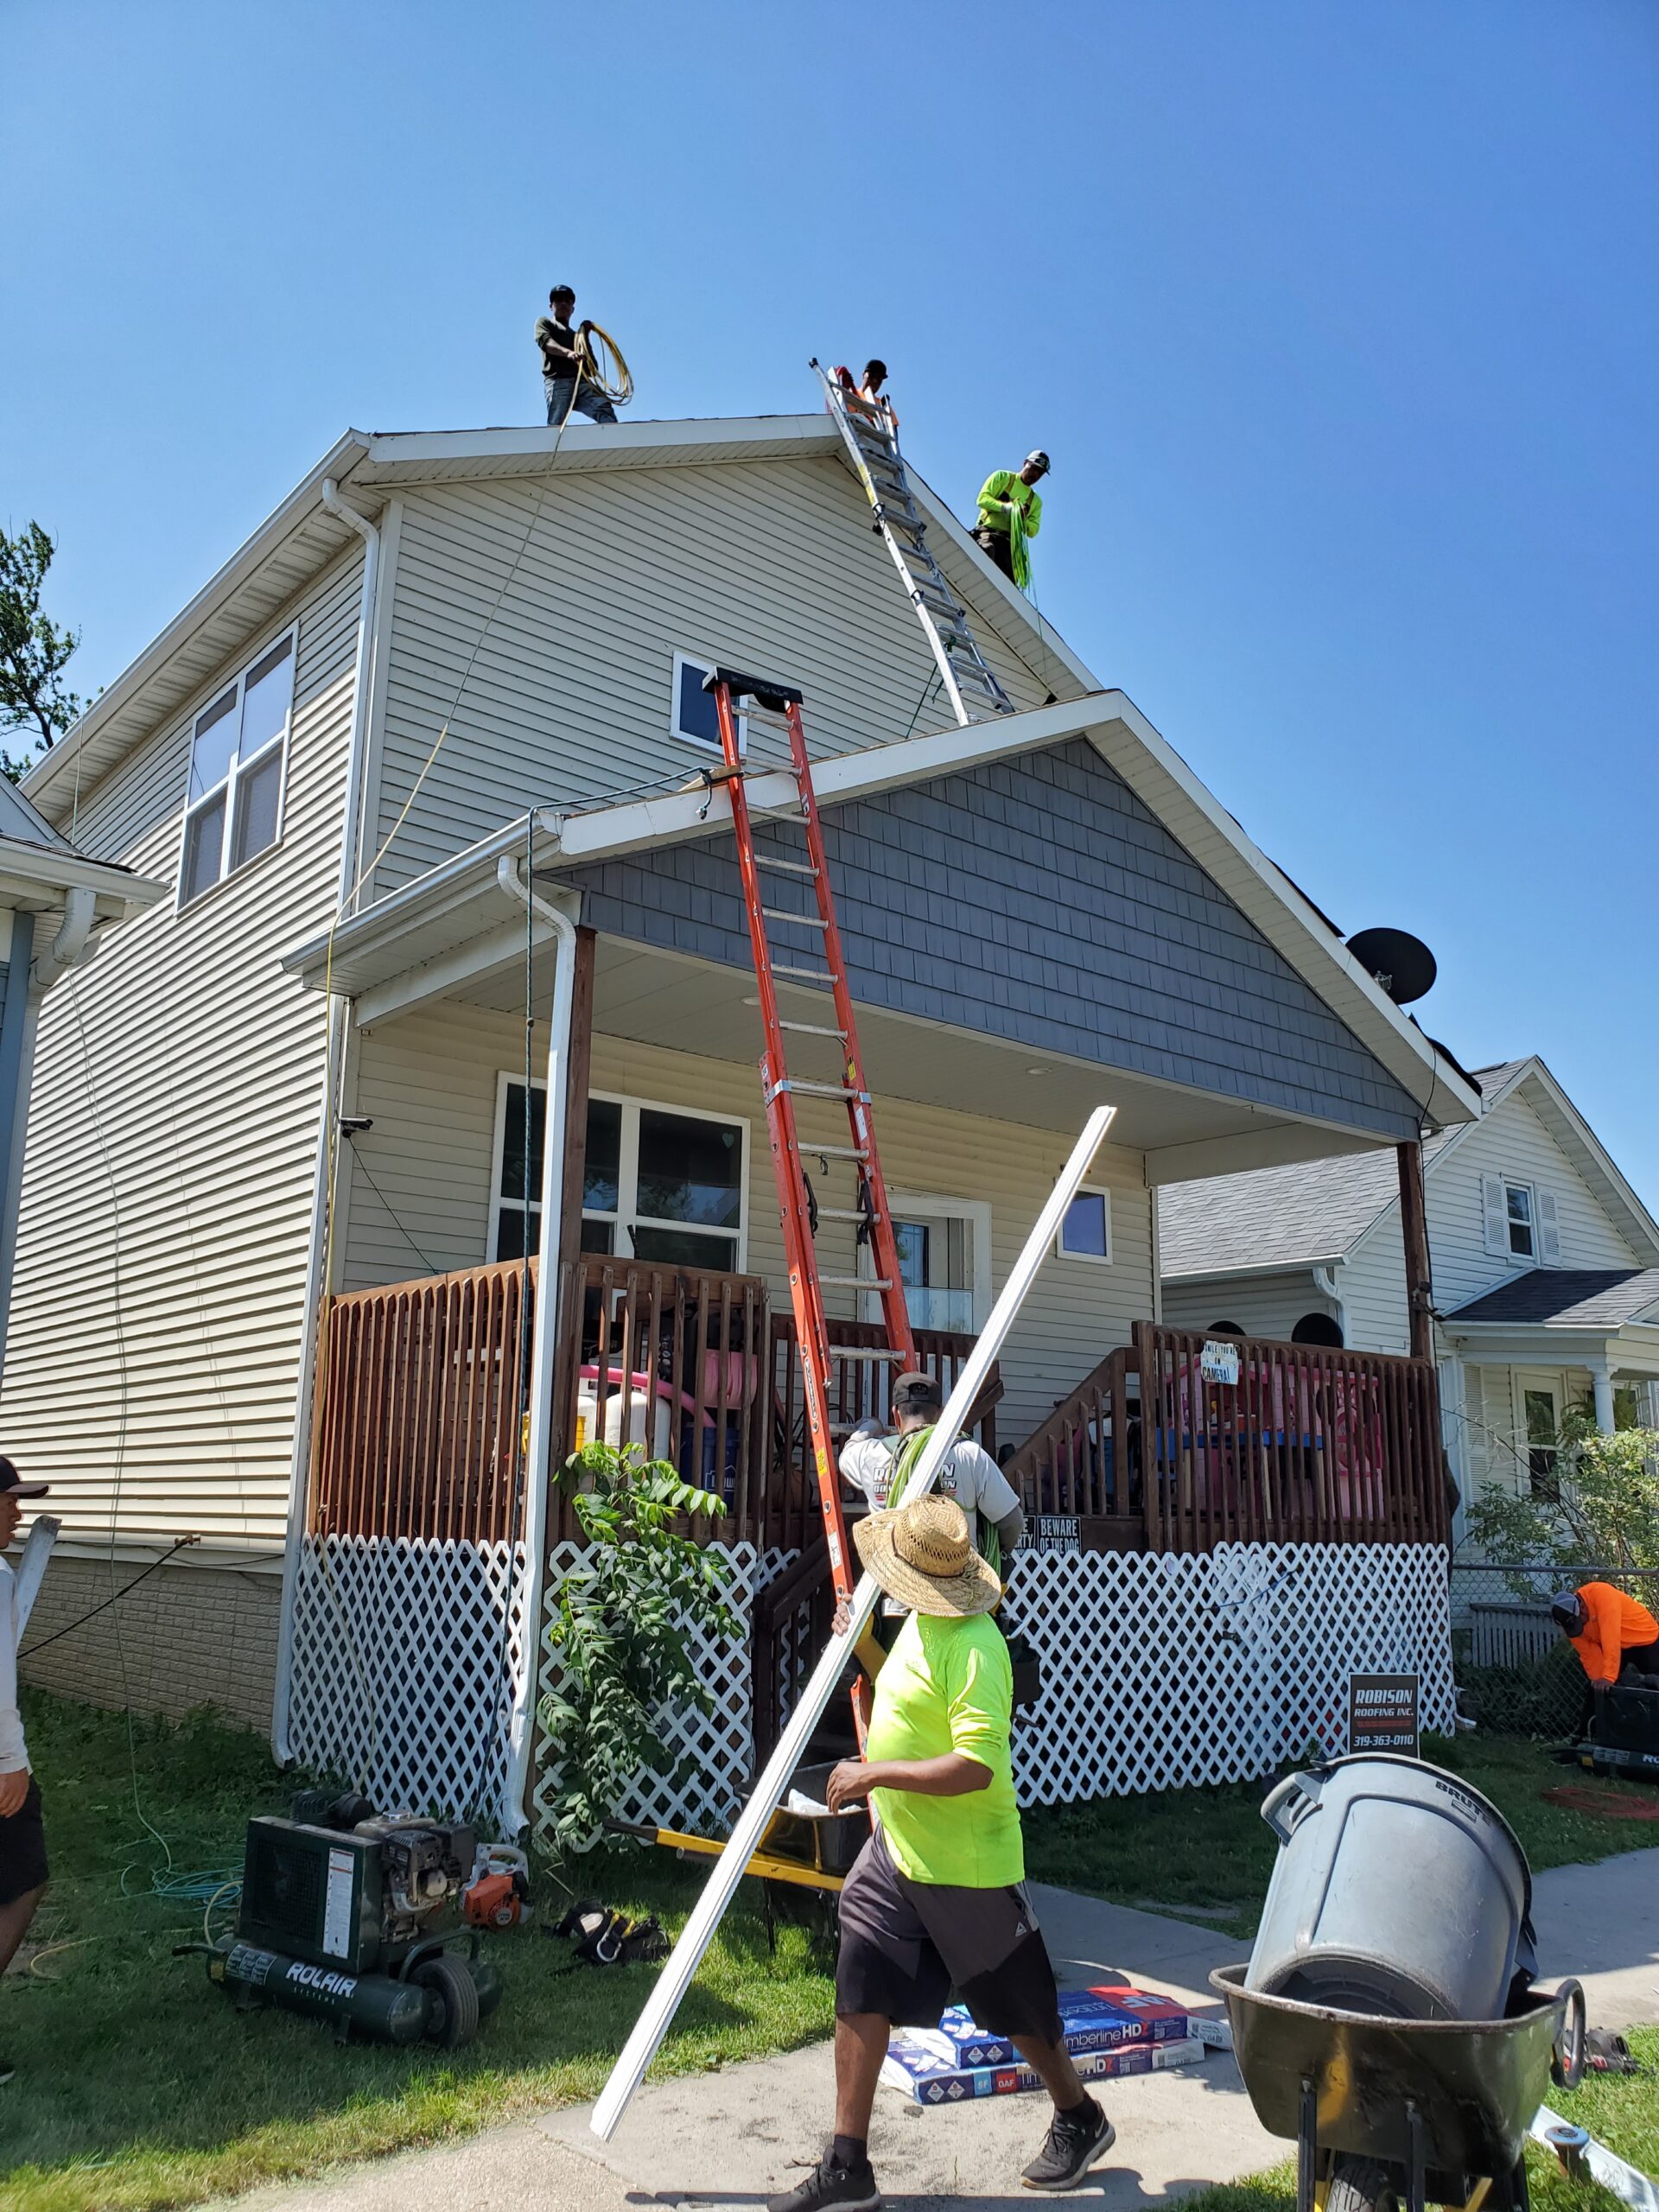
top-left (216, 1847), bottom-right (1659, 2211)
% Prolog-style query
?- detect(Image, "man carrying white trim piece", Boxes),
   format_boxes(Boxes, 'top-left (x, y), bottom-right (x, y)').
top-left (766, 1495), bottom-right (1115, 2210)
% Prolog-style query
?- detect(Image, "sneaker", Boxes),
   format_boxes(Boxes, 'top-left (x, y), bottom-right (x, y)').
top-left (766, 2149), bottom-right (882, 2212)
top-left (1021, 2097), bottom-right (1116, 2190)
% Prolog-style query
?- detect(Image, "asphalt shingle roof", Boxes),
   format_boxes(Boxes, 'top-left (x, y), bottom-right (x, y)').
top-left (1157, 1062), bottom-right (1520, 1278)
top-left (1446, 1268), bottom-right (1659, 1330)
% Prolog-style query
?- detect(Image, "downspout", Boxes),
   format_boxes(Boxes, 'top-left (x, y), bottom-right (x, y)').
top-left (1311, 1264), bottom-right (1348, 1347)
top-left (495, 842), bottom-right (575, 1834)
top-left (30, 887), bottom-right (98, 990)
top-left (270, 487), bottom-right (381, 1763)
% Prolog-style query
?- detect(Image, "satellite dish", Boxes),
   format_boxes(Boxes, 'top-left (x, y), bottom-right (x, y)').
top-left (1346, 926), bottom-right (1438, 1007)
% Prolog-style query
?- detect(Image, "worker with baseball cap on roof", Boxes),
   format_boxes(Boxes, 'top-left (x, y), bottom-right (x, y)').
top-left (535, 283), bottom-right (619, 428)
top-left (974, 451), bottom-right (1049, 591)
top-left (0, 1458), bottom-right (52, 2084)
top-left (766, 1494), bottom-right (1115, 2209)
top-left (840, 1369), bottom-right (1024, 1611)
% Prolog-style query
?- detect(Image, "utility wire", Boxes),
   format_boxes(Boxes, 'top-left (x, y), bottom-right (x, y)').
top-left (19, 1538), bottom-right (194, 1660)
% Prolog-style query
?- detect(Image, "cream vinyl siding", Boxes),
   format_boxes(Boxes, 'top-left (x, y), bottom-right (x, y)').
top-left (0, 550), bottom-right (362, 1553)
top-left (371, 459), bottom-right (1057, 894)
top-left (342, 1016), bottom-right (1151, 1444)
top-left (1427, 1090), bottom-right (1637, 1310)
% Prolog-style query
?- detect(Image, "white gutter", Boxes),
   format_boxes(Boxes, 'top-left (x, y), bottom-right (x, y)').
top-left (494, 846), bottom-right (577, 1834)
top-left (270, 492), bottom-right (383, 1765)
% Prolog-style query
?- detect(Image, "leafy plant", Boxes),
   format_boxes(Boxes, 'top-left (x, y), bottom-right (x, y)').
top-left (1466, 1405), bottom-right (1659, 1589)
top-left (537, 1440), bottom-right (741, 1853)
top-left (1, 520), bottom-right (88, 775)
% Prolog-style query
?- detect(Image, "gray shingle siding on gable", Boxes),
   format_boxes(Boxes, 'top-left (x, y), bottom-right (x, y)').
top-left (559, 738), bottom-right (1422, 1139)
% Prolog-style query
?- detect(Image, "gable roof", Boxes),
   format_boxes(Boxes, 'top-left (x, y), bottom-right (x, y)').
top-left (20, 409), bottom-right (1478, 1128)
top-left (1159, 1054), bottom-right (1659, 1278)
top-left (1446, 1268), bottom-right (1659, 1330)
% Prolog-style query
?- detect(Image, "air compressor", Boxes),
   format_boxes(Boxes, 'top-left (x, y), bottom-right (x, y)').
top-left (186, 1790), bottom-right (504, 2047)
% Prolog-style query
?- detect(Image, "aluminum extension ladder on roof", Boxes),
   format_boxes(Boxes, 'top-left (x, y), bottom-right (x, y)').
top-left (703, 667), bottom-right (918, 1643)
top-left (813, 360), bottom-right (1014, 726)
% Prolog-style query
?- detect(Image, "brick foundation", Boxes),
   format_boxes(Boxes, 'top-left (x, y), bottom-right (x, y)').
top-left (19, 1555), bottom-right (283, 1732)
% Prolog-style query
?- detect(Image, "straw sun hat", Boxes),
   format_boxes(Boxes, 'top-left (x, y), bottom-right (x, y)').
top-left (853, 1496), bottom-right (1002, 1618)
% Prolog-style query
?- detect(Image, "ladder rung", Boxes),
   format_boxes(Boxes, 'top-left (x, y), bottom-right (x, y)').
top-left (814, 1205), bottom-right (875, 1222)
top-left (778, 1019), bottom-right (848, 1038)
top-left (772, 962), bottom-right (839, 983)
top-left (797, 1142), bottom-right (868, 1160)
top-left (761, 907), bottom-right (829, 930)
top-left (754, 854), bottom-right (817, 876)
top-left (780, 1079), bottom-right (866, 1100)
top-left (819, 1276), bottom-right (891, 1291)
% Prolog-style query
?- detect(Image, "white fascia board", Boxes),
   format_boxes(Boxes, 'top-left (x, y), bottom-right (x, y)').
top-left (24, 430), bottom-right (374, 814)
top-left (1160, 1256), bottom-right (1342, 1284)
top-left (0, 842), bottom-right (166, 922)
top-left (357, 414), bottom-right (836, 480)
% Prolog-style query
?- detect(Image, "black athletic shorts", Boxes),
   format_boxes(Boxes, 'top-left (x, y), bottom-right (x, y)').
top-left (0, 1777), bottom-right (48, 1906)
top-left (835, 1828), bottom-right (1062, 2043)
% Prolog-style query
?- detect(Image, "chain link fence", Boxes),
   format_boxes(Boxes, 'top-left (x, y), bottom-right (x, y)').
top-left (1448, 1562), bottom-right (1659, 1737)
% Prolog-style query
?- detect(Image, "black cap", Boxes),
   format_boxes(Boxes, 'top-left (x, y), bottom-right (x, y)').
top-left (0, 1458), bottom-right (49, 1500)
top-left (550, 283), bottom-right (575, 299)
top-left (892, 1370), bottom-right (944, 1416)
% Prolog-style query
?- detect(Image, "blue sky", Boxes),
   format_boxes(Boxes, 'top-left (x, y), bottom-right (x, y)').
top-left (7, 2), bottom-right (1656, 1205)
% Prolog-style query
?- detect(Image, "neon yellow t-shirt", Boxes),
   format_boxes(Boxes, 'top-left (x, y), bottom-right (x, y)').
top-left (866, 1611), bottom-right (1023, 1887)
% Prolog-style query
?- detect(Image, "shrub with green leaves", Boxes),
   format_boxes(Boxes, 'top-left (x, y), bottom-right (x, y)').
top-left (537, 1440), bottom-right (741, 1853)
top-left (1465, 1408), bottom-right (1659, 1589)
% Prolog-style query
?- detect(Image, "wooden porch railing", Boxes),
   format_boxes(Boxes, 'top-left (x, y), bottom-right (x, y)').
top-left (1001, 1324), bottom-right (1446, 1554)
top-left (308, 1259), bottom-right (531, 1542)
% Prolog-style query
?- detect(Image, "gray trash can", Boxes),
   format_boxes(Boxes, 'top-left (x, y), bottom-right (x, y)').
top-left (1246, 1753), bottom-right (1535, 2021)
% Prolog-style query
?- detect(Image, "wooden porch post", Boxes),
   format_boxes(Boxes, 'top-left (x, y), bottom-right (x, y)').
top-left (1396, 1139), bottom-right (1433, 1364)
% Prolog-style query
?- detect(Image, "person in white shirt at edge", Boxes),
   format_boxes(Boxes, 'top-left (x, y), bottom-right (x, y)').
top-left (0, 1457), bottom-right (51, 2088)
top-left (839, 1370), bottom-right (1024, 1617)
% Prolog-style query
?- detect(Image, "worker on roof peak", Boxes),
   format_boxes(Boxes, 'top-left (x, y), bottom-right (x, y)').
top-left (1552, 1580), bottom-right (1659, 1733)
top-left (536, 284), bottom-right (618, 429)
top-left (975, 451), bottom-right (1049, 592)
top-left (833, 359), bottom-right (899, 428)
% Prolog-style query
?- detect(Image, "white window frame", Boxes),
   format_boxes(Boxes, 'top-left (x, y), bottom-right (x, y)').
top-left (489, 1075), bottom-right (750, 1270)
top-left (1503, 1179), bottom-right (1536, 1262)
top-left (175, 625), bottom-right (296, 909)
top-left (670, 649), bottom-right (747, 756)
top-left (860, 1191), bottom-right (993, 1333)
top-left (1056, 1184), bottom-right (1114, 1265)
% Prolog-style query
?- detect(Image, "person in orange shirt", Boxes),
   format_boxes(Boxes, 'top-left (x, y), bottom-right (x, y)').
top-left (1553, 1581), bottom-right (1659, 1732)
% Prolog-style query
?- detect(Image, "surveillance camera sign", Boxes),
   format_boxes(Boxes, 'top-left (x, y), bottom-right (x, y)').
top-left (1348, 1672), bottom-right (1420, 1758)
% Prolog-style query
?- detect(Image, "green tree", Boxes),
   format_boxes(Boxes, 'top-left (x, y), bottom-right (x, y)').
top-left (1, 521), bottom-right (87, 779)
top-left (537, 1440), bottom-right (741, 1853)
top-left (1466, 1404), bottom-right (1659, 1586)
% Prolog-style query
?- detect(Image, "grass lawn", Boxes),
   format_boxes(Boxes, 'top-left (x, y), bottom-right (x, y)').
top-left (1179, 2025), bottom-right (1659, 2212)
top-left (1023, 1732), bottom-right (1659, 1939)
top-left (0, 1692), bottom-right (834, 2212)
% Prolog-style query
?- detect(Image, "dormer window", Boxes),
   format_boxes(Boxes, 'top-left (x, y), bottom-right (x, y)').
top-left (179, 632), bottom-right (294, 904)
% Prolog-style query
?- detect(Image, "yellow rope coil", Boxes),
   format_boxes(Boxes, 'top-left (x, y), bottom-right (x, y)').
top-left (576, 321), bottom-right (633, 406)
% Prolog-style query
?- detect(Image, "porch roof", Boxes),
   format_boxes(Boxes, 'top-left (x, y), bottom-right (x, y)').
top-left (283, 691), bottom-right (1479, 1166)
top-left (1443, 1267), bottom-right (1659, 1378)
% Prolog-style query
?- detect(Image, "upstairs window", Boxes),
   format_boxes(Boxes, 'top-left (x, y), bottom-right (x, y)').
top-left (671, 652), bottom-right (747, 755)
top-left (180, 632), bottom-right (295, 904)
top-left (1058, 1187), bottom-right (1112, 1263)
top-left (1481, 1173), bottom-right (1561, 1264)
top-left (1505, 1183), bottom-right (1535, 1258)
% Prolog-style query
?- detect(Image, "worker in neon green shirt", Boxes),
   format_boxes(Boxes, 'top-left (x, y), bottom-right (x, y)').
top-left (766, 1495), bottom-right (1115, 2212)
top-left (975, 450), bottom-right (1049, 591)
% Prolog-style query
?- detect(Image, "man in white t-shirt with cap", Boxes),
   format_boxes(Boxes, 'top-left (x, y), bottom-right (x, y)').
top-left (839, 1370), bottom-right (1024, 1597)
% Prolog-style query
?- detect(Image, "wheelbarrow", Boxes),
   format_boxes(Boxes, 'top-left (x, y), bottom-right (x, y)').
top-left (1211, 1964), bottom-right (1586, 2212)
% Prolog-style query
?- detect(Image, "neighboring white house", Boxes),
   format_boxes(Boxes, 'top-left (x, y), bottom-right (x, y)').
top-left (1159, 1055), bottom-right (1659, 1528)
top-left (0, 778), bottom-right (163, 1372)
top-left (1, 408), bottom-right (1478, 1820)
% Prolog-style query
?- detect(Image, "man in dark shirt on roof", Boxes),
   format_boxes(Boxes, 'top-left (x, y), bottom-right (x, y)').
top-left (536, 284), bottom-right (617, 427)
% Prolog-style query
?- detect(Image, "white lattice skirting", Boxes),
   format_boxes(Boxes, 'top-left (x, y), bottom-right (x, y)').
top-left (283, 1536), bottom-right (1452, 1837)
top-left (285, 1535), bottom-right (531, 1823)
top-left (1001, 1541), bottom-right (1455, 1803)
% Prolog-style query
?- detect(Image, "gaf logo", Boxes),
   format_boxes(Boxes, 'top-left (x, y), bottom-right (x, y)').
top-left (286, 1962), bottom-right (358, 1998)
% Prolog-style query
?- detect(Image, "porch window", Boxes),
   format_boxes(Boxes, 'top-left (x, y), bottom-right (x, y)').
top-left (1522, 1387), bottom-right (1559, 1498)
top-left (179, 631), bottom-right (294, 904)
top-left (671, 651), bottom-right (746, 755)
top-left (491, 1077), bottom-right (747, 1270)
top-left (1058, 1186), bottom-right (1112, 1263)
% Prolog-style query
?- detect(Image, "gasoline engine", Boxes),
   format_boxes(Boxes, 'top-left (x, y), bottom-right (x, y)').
top-left (188, 1789), bottom-right (504, 2047)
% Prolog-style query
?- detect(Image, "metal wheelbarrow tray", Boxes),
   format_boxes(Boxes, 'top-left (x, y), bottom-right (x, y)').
top-left (1211, 1964), bottom-right (1585, 2212)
